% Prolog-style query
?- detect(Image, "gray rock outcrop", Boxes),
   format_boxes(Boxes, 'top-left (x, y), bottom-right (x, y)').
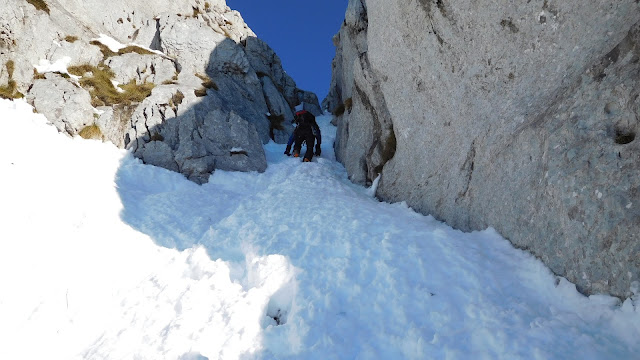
top-left (2, 0), bottom-right (320, 184)
top-left (326, 0), bottom-right (640, 298)
top-left (105, 53), bottom-right (176, 85)
top-left (26, 73), bottom-right (94, 135)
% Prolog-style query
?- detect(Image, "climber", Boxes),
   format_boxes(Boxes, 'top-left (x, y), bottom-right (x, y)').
top-left (284, 103), bottom-right (304, 156)
top-left (289, 106), bottom-right (321, 162)
top-left (284, 104), bottom-right (321, 161)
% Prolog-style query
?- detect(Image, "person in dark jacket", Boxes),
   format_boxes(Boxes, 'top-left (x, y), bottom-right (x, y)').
top-left (290, 109), bottom-right (321, 162)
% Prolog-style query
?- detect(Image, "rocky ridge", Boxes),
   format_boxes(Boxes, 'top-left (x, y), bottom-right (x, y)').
top-left (1, 0), bottom-right (321, 184)
top-left (325, 0), bottom-right (640, 298)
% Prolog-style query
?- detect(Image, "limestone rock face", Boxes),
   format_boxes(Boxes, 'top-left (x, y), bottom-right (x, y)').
top-left (95, 104), bottom-right (137, 148)
top-left (105, 53), bottom-right (176, 85)
top-left (298, 90), bottom-right (323, 116)
top-left (3, 0), bottom-right (319, 183)
top-left (327, 0), bottom-right (640, 298)
top-left (206, 37), bottom-right (272, 144)
top-left (48, 40), bottom-right (104, 68)
top-left (244, 37), bottom-right (323, 116)
top-left (157, 14), bottom-right (229, 75)
top-left (244, 37), bottom-right (293, 99)
top-left (0, 0), bottom-right (96, 91)
top-left (261, 76), bottom-right (295, 143)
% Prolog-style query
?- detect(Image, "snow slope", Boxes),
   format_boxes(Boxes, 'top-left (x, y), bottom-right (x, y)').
top-left (1, 98), bottom-right (639, 359)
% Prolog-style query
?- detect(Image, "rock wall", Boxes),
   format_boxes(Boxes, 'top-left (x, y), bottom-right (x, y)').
top-left (326, 0), bottom-right (640, 298)
top-left (1, 0), bottom-right (320, 184)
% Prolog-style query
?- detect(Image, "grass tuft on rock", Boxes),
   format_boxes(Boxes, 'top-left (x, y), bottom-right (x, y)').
top-left (162, 72), bottom-right (179, 85)
top-left (171, 90), bottom-right (184, 107)
top-left (70, 64), bottom-right (154, 107)
top-left (333, 97), bottom-right (353, 116)
top-left (194, 73), bottom-right (218, 97)
top-left (90, 41), bottom-right (117, 59)
top-left (0, 61), bottom-right (24, 100)
top-left (118, 80), bottom-right (155, 102)
top-left (78, 124), bottom-right (103, 140)
top-left (344, 97), bottom-right (353, 113)
top-left (33, 69), bottom-right (46, 80)
top-left (0, 80), bottom-right (22, 99)
top-left (90, 41), bottom-right (156, 60)
top-left (6, 60), bottom-right (15, 78)
top-left (67, 64), bottom-right (96, 77)
top-left (149, 132), bottom-right (164, 142)
top-left (196, 73), bottom-right (218, 90)
top-left (26, 0), bottom-right (50, 14)
top-left (64, 35), bottom-right (79, 43)
top-left (118, 46), bottom-right (155, 56)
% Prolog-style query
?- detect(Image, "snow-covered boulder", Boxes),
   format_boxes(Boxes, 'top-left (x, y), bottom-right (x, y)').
top-left (326, 0), bottom-right (640, 298)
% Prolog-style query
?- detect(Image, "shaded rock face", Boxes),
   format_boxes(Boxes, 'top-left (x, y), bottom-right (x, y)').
top-left (1, 0), bottom-right (319, 183)
top-left (326, 0), bottom-right (640, 298)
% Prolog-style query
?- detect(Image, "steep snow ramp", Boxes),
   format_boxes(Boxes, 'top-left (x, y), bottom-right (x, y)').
top-left (1, 98), bottom-right (639, 359)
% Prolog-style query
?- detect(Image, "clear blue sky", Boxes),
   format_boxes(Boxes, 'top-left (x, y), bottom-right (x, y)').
top-left (226, 1), bottom-right (348, 101)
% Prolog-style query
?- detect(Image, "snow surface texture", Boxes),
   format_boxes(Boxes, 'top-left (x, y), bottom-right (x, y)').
top-left (1, 98), bottom-right (639, 359)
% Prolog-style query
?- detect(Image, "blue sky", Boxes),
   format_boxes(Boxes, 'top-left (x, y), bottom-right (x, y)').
top-left (227, 1), bottom-right (348, 101)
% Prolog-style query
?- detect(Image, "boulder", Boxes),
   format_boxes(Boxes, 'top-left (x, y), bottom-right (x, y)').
top-left (140, 140), bottom-right (179, 173)
top-left (95, 104), bottom-right (138, 148)
top-left (26, 74), bottom-right (94, 135)
top-left (129, 86), bottom-right (267, 184)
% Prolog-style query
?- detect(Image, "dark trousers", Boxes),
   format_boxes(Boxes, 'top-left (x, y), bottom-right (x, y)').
top-left (294, 132), bottom-right (316, 160)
